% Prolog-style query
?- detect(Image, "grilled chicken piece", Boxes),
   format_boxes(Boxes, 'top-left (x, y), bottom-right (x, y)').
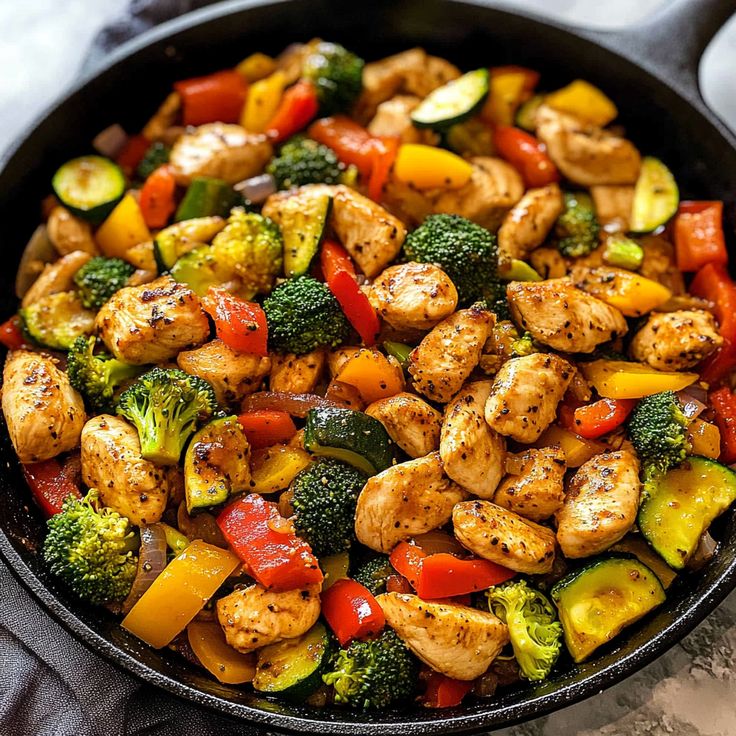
top-left (81, 414), bottom-right (171, 525)
top-left (21, 250), bottom-right (92, 308)
top-left (327, 346), bottom-right (363, 377)
top-left (142, 91), bottom-right (181, 141)
top-left (433, 157), bottom-right (524, 230)
top-left (638, 235), bottom-right (686, 295)
top-left (169, 123), bottom-right (273, 185)
top-left (408, 306), bottom-right (494, 403)
top-left (498, 184), bottom-right (564, 261)
top-left (354, 452), bottom-right (467, 552)
top-left (484, 353), bottom-right (573, 443)
top-left (178, 339), bottom-right (271, 406)
top-left (507, 278), bottom-right (628, 353)
top-left (368, 95), bottom-right (438, 145)
top-left (556, 450), bottom-right (640, 559)
top-left (478, 320), bottom-right (522, 376)
top-left (96, 275), bottom-right (210, 365)
top-left (590, 185), bottom-right (634, 232)
top-left (381, 179), bottom-right (435, 227)
top-left (217, 584), bottom-right (321, 654)
top-left (536, 105), bottom-right (641, 186)
top-left (494, 447), bottom-right (567, 522)
top-left (368, 262), bottom-right (458, 331)
top-left (2, 350), bottom-right (86, 463)
top-left (377, 593), bottom-right (509, 680)
top-left (365, 393), bottom-right (442, 458)
top-left (630, 310), bottom-right (722, 371)
top-left (529, 246), bottom-right (567, 280)
top-left (269, 350), bottom-right (325, 394)
top-left (452, 499), bottom-right (556, 574)
top-left (47, 207), bottom-right (99, 256)
top-left (440, 381), bottom-right (507, 499)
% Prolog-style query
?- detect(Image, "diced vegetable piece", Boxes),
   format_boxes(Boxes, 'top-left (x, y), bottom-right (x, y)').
top-left (545, 79), bottom-right (618, 126)
top-left (482, 67), bottom-right (539, 126)
top-left (321, 551), bottom-right (350, 591)
top-left (602, 235), bottom-right (644, 271)
top-left (494, 126), bottom-right (559, 187)
top-left (21, 459), bottom-right (82, 517)
top-left (249, 445), bottom-right (311, 494)
top-left (321, 578), bottom-right (385, 646)
top-left (277, 189), bottom-right (332, 277)
top-left (241, 70), bottom-right (287, 133)
top-left (581, 360), bottom-right (698, 400)
top-left (201, 287), bottom-right (268, 356)
top-left (96, 194), bottom-right (152, 259)
top-left (630, 157), bottom-right (679, 233)
top-left (499, 259), bottom-right (542, 282)
top-left (321, 239), bottom-right (357, 281)
top-left (136, 141), bottom-right (171, 181)
top-left (532, 425), bottom-right (605, 468)
top-left (687, 418), bottom-right (721, 460)
top-left (153, 216), bottom-right (226, 272)
top-left (236, 52), bottom-right (276, 82)
top-left (336, 349), bottom-right (403, 404)
top-left (187, 620), bottom-right (256, 684)
top-left (266, 79), bottom-right (320, 143)
top-left (393, 144), bottom-right (473, 189)
top-left (160, 523), bottom-right (190, 554)
top-left (52, 155), bottom-right (125, 224)
top-left (121, 540), bottom-right (240, 649)
top-left (638, 456), bottom-right (736, 570)
top-left (308, 115), bottom-right (375, 177)
top-left (20, 291), bottom-right (95, 351)
top-left (175, 177), bottom-right (242, 221)
top-left (238, 410), bottom-right (297, 449)
top-left (515, 94), bottom-right (545, 131)
top-left (421, 672), bottom-right (474, 708)
top-left (674, 201), bottom-right (728, 272)
top-left (382, 340), bottom-right (413, 368)
top-left (116, 134), bottom-right (151, 178)
top-left (559, 398), bottom-right (636, 440)
top-left (174, 69), bottom-right (248, 127)
top-left (710, 386), bottom-right (736, 464)
top-left (610, 536), bottom-right (677, 590)
top-left (326, 265), bottom-right (381, 347)
top-left (0, 316), bottom-right (28, 350)
top-left (139, 165), bottom-right (176, 229)
top-left (410, 68), bottom-right (489, 130)
top-left (551, 555), bottom-right (665, 663)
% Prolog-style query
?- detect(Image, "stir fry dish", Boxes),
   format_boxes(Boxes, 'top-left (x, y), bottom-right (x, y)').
top-left (4, 40), bottom-right (736, 711)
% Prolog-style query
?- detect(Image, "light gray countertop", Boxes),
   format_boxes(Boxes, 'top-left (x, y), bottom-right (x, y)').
top-left (1, 1), bottom-right (735, 735)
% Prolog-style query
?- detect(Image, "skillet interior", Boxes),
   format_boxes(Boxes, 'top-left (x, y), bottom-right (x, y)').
top-left (1, 1), bottom-right (736, 733)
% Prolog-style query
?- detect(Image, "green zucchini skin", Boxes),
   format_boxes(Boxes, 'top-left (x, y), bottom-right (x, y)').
top-left (19, 291), bottom-right (96, 351)
top-left (280, 191), bottom-right (332, 277)
top-left (174, 177), bottom-right (244, 221)
top-left (629, 156), bottom-right (679, 233)
top-left (411, 68), bottom-right (489, 130)
top-left (153, 216), bottom-right (226, 273)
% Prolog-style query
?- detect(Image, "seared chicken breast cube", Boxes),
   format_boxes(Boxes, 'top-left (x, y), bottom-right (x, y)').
top-left (365, 392), bottom-right (442, 458)
top-left (81, 415), bottom-right (171, 525)
top-left (408, 306), bottom-right (494, 403)
top-left (21, 250), bottom-right (92, 308)
top-left (440, 381), bottom-right (507, 499)
top-left (530, 246), bottom-right (568, 280)
top-left (269, 349), bottom-right (325, 394)
top-left (169, 123), bottom-right (273, 185)
top-left (217, 584), bottom-right (321, 654)
top-left (177, 339), bottom-right (271, 406)
top-left (507, 278), bottom-right (628, 353)
top-left (638, 235), bottom-right (685, 295)
top-left (485, 353), bottom-right (573, 443)
top-left (368, 95), bottom-right (438, 145)
top-left (368, 262), bottom-right (458, 331)
top-left (2, 350), bottom-right (86, 463)
top-left (630, 310), bottom-right (722, 371)
top-left (494, 447), bottom-right (567, 522)
top-left (142, 91), bottom-right (181, 141)
top-left (377, 592), bottom-right (509, 680)
top-left (498, 184), bottom-right (564, 261)
top-left (47, 207), bottom-right (99, 256)
top-left (452, 499), bottom-right (556, 574)
top-left (590, 185), bottom-right (634, 232)
top-left (354, 452), bottom-right (467, 553)
top-left (96, 275), bottom-right (210, 365)
top-left (556, 450), bottom-right (640, 559)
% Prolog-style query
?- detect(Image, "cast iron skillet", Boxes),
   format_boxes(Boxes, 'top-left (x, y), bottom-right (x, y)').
top-left (1, 0), bottom-right (736, 733)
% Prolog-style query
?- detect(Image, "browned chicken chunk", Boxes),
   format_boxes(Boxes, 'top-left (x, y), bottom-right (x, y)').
top-left (269, 350), bottom-right (325, 394)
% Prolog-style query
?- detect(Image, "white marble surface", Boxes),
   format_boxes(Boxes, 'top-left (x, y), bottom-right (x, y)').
top-left (1, 1), bottom-right (736, 735)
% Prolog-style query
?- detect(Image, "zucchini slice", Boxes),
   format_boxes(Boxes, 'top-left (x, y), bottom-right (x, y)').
top-left (411, 68), bottom-right (489, 130)
top-left (169, 245), bottom-right (218, 296)
top-left (638, 456), bottom-right (736, 570)
top-left (253, 623), bottom-right (331, 700)
top-left (153, 216), bottom-right (226, 272)
top-left (304, 407), bottom-right (395, 475)
top-left (175, 177), bottom-right (243, 222)
top-left (551, 554), bottom-right (665, 663)
top-left (515, 94), bottom-right (545, 132)
top-left (20, 291), bottom-right (96, 350)
top-left (629, 157), bottom-right (679, 233)
top-left (277, 189), bottom-right (332, 277)
top-left (52, 155), bottom-right (125, 224)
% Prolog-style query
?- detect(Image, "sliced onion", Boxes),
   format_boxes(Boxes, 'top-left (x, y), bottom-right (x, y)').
top-left (177, 502), bottom-right (228, 548)
top-left (122, 523), bottom-right (168, 615)
top-left (687, 531), bottom-right (718, 570)
top-left (677, 390), bottom-right (707, 420)
top-left (234, 173), bottom-right (277, 204)
top-left (92, 124), bottom-right (129, 158)
top-left (241, 390), bottom-right (345, 418)
top-left (324, 380), bottom-right (365, 411)
top-left (411, 530), bottom-right (465, 557)
top-left (15, 225), bottom-right (56, 298)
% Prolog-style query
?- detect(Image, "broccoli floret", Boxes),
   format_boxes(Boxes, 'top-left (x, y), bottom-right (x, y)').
top-left (116, 367), bottom-right (217, 465)
top-left (267, 135), bottom-right (344, 190)
top-left (73, 256), bottom-right (135, 309)
top-left (555, 192), bottom-right (600, 258)
top-left (136, 141), bottom-right (171, 180)
top-left (43, 489), bottom-right (138, 605)
top-left (352, 554), bottom-right (392, 596)
top-left (511, 331), bottom-right (536, 358)
top-left (403, 214), bottom-right (501, 308)
top-left (487, 579), bottom-right (562, 681)
top-left (323, 628), bottom-right (419, 709)
top-left (67, 336), bottom-right (142, 412)
top-left (291, 458), bottom-right (367, 556)
top-left (263, 276), bottom-right (351, 354)
top-left (303, 41), bottom-right (364, 114)
top-left (626, 390), bottom-right (690, 478)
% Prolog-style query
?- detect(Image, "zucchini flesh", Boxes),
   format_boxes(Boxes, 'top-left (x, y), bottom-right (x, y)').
top-left (175, 177), bottom-right (243, 221)
top-left (551, 555), bottom-right (665, 663)
top-left (153, 216), bottom-right (226, 272)
top-left (638, 456), bottom-right (736, 570)
top-left (20, 291), bottom-right (96, 350)
top-left (515, 94), bottom-right (544, 132)
top-left (169, 245), bottom-right (219, 296)
top-left (278, 190), bottom-right (332, 277)
top-left (411, 68), bottom-right (489, 130)
top-left (52, 155), bottom-right (125, 224)
top-left (629, 157), bottom-right (679, 233)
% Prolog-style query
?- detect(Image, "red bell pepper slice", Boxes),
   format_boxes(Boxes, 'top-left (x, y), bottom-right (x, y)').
top-left (174, 69), bottom-right (248, 127)
top-left (202, 287), bottom-right (268, 357)
top-left (116, 134), bottom-right (150, 177)
top-left (266, 80), bottom-right (319, 143)
top-left (559, 397), bottom-right (636, 440)
top-left (421, 671), bottom-right (474, 708)
top-left (139, 165), bottom-right (176, 229)
top-left (237, 410), bottom-right (297, 449)
top-left (367, 136), bottom-right (399, 202)
top-left (217, 494), bottom-right (323, 591)
top-left (493, 125), bottom-right (559, 188)
top-left (674, 201), bottom-right (727, 272)
top-left (0, 316), bottom-right (28, 350)
top-left (22, 459), bottom-right (81, 517)
top-left (709, 386), bottom-right (736, 463)
top-left (321, 578), bottom-right (385, 646)
top-left (320, 239), bottom-right (357, 281)
top-left (328, 270), bottom-right (380, 346)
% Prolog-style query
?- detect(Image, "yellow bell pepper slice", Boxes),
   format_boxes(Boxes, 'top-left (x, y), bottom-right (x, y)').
top-left (187, 620), bottom-right (256, 684)
top-left (249, 445), bottom-right (311, 494)
top-left (336, 348), bottom-right (405, 404)
top-left (96, 194), bottom-right (151, 259)
top-left (236, 52), bottom-right (277, 82)
top-left (241, 70), bottom-right (287, 133)
top-left (581, 360), bottom-right (698, 400)
top-left (545, 79), bottom-right (618, 127)
top-left (122, 540), bottom-right (239, 649)
top-left (687, 418), bottom-right (721, 459)
top-left (533, 425), bottom-right (604, 468)
top-left (481, 71), bottom-right (528, 126)
top-left (580, 268), bottom-right (672, 317)
top-left (393, 144), bottom-right (473, 190)
top-left (320, 551), bottom-right (350, 591)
